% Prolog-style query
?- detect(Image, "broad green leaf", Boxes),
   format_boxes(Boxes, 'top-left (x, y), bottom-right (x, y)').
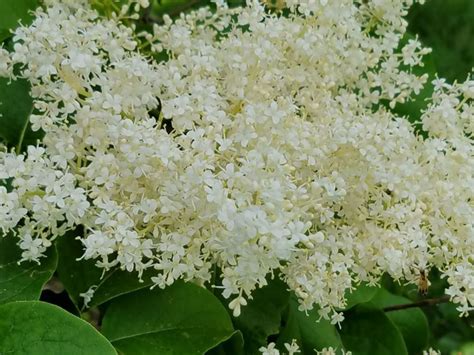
top-left (277, 296), bottom-right (343, 354)
top-left (206, 330), bottom-right (245, 355)
top-left (0, 0), bottom-right (38, 42)
top-left (340, 305), bottom-right (408, 355)
top-left (0, 233), bottom-right (57, 305)
top-left (90, 267), bottom-right (155, 307)
top-left (0, 301), bottom-right (116, 354)
top-left (101, 282), bottom-right (235, 355)
top-left (0, 77), bottom-right (43, 151)
top-left (371, 289), bottom-right (429, 354)
top-left (55, 231), bottom-right (102, 306)
top-left (231, 277), bottom-right (290, 354)
top-left (56, 231), bottom-right (154, 308)
top-left (343, 283), bottom-right (379, 310)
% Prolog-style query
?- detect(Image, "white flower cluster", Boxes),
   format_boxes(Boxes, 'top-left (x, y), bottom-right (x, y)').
top-left (0, 0), bottom-right (473, 320)
top-left (315, 348), bottom-right (352, 355)
top-left (259, 340), bottom-right (300, 355)
top-left (0, 47), bottom-right (12, 77)
top-left (422, 349), bottom-right (441, 355)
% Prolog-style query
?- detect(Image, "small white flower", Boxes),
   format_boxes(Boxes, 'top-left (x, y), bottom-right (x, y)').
top-left (79, 285), bottom-right (98, 308)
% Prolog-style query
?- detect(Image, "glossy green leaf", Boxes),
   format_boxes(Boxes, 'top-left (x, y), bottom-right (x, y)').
top-left (206, 330), bottom-right (245, 355)
top-left (0, 77), bottom-right (43, 151)
top-left (343, 283), bottom-right (379, 310)
top-left (102, 281), bottom-right (235, 355)
top-left (340, 305), bottom-right (408, 355)
top-left (0, 233), bottom-right (57, 305)
top-left (231, 277), bottom-right (290, 354)
top-left (56, 231), bottom-right (154, 309)
top-left (0, 301), bottom-right (116, 354)
top-left (0, 0), bottom-right (38, 42)
top-left (278, 296), bottom-right (343, 354)
top-left (371, 289), bottom-right (429, 354)
top-left (55, 232), bottom-right (102, 306)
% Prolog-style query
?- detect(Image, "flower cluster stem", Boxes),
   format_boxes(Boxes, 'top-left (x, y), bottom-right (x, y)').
top-left (383, 295), bottom-right (451, 312)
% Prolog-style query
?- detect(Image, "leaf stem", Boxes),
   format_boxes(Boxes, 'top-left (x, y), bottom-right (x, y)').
top-left (383, 295), bottom-right (451, 312)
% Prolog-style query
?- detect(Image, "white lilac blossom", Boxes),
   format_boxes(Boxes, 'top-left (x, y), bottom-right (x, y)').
top-left (259, 340), bottom-right (300, 355)
top-left (0, 0), bottom-right (473, 320)
top-left (79, 285), bottom-right (98, 308)
top-left (422, 349), bottom-right (441, 355)
top-left (315, 348), bottom-right (352, 355)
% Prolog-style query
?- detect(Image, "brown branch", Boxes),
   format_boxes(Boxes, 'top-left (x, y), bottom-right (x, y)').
top-left (383, 295), bottom-right (451, 312)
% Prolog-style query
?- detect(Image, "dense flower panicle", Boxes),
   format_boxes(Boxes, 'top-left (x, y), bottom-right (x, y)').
top-left (0, 0), bottom-right (473, 319)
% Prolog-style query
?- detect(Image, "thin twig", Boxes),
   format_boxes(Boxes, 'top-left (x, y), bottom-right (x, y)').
top-left (383, 295), bottom-right (451, 312)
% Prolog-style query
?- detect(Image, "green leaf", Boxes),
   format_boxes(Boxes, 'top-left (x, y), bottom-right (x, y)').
top-left (55, 232), bottom-right (102, 306)
top-left (101, 282), bottom-right (235, 355)
top-left (56, 231), bottom-right (154, 309)
top-left (0, 77), bottom-right (43, 152)
top-left (340, 305), bottom-right (408, 355)
top-left (408, 0), bottom-right (474, 82)
top-left (371, 289), bottom-right (429, 354)
top-left (343, 283), bottom-right (379, 310)
top-left (91, 268), bottom-right (155, 308)
top-left (0, 0), bottom-right (38, 42)
top-left (277, 296), bottom-right (343, 354)
top-left (151, 0), bottom-right (208, 17)
top-left (0, 233), bottom-right (57, 305)
top-left (0, 301), bottom-right (116, 354)
top-left (206, 330), bottom-right (245, 355)
top-left (231, 277), bottom-right (290, 354)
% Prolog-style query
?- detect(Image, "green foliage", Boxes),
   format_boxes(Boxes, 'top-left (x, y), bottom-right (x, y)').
top-left (371, 289), bottom-right (429, 354)
top-left (0, 234), bottom-right (57, 305)
top-left (457, 342), bottom-right (474, 355)
top-left (340, 305), bottom-right (408, 355)
top-left (343, 283), bottom-right (379, 310)
top-left (426, 302), bottom-right (474, 354)
top-left (0, 0), bottom-right (42, 152)
top-left (408, 0), bottom-right (474, 83)
top-left (101, 282), bottom-right (236, 354)
top-left (0, 77), bottom-right (43, 152)
top-left (230, 277), bottom-right (290, 354)
top-left (278, 296), bottom-right (344, 353)
top-left (0, 301), bottom-right (116, 354)
top-left (0, 0), bottom-right (38, 42)
top-left (207, 330), bottom-right (245, 355)
top-left (56, 232), bottom-right (154, 308)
